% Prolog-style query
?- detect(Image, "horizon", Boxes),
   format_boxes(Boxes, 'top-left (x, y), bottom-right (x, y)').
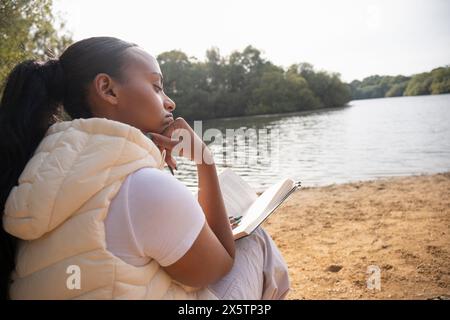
top-left (53, 0), bottom-right (450, 82)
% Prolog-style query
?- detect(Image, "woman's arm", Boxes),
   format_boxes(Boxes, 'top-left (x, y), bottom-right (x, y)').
top-left (196, 147), bottom-right (236, 259)
top-left (149, 118), bottom-right (236, 260)
top-left (149, 119), bottom-right (236, 287)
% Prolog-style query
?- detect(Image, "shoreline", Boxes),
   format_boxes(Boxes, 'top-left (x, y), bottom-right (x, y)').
top-left (261, 171), bottom-right (450, 299)
top-left (255, 171), bottom-right (450, 195)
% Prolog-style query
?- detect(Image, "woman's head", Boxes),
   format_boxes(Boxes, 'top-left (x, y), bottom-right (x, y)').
top-left (58, 37), bottom-right (176, 132)
top-left (85, 46), bottom-right (176, 133)
top-left (60, 37), bottom-right (176, 133)
top-left (0, 36), bottom-right (176, 299)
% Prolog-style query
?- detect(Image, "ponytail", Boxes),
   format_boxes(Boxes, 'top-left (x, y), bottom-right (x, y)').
top-left (0, 59), bottom-right (64, 299)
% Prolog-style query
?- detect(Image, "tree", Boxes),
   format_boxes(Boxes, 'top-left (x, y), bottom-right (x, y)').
top-left (385, 82), bottom-right (408, 97)
top-left (349, 74), bottom-right (412, 99)
top-left (288, 63), bottom-right (350, 108)
top-left (429, 66), bottom-right (450, 94)
top-left (0, 0), bottom-right (73, 89)
top-left (404, 72), bottom-right (432, 96)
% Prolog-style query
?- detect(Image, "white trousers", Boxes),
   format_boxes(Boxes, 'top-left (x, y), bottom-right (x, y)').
top-left (207, 227), bottom-right (290, 300)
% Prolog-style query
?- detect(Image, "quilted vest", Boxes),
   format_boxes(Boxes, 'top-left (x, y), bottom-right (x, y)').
top-left (3, 117), bottom-right (217, 299)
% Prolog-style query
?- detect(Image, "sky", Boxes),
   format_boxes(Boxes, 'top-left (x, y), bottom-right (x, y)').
top-left (53, 0), bottom-right (450, 82)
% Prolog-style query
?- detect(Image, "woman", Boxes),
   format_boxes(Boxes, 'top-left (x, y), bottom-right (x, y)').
top-left (0, 37), bottom-right (290, 300)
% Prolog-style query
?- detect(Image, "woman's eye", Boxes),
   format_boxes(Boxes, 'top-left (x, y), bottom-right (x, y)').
top-left (153, 85), bottom-right (162, 92)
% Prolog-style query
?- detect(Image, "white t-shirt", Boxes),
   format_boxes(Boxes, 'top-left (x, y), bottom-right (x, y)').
top-left (104, 167), bottom-right (206, 267)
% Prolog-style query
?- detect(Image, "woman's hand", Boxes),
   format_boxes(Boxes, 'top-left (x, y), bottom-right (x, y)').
top-left (146, 131), bottom-right (180, 171)
top-left (147, 117), bottom-right (212, 170)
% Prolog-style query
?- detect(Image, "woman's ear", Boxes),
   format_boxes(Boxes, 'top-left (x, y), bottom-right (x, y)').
top-left (93, 73), bottom-right (119, 105)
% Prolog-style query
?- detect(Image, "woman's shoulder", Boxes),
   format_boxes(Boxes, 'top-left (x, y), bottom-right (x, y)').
top-left (129, 167), bottom-right (174, 182)
top-left (126, 167), bottom-right (195, 201)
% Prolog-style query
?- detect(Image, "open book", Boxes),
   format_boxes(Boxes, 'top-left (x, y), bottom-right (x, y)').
top-left (217, 169), bottom-right (301, 240)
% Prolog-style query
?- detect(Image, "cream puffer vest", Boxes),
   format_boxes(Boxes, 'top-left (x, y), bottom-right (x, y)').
top-left (3, 117), bottom-right (217, 299)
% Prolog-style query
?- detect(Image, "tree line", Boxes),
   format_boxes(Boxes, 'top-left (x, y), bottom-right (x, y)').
top-left (349, 66), bottom-right (450, 100)
top-left (157, 48), bottom-right (351, 120)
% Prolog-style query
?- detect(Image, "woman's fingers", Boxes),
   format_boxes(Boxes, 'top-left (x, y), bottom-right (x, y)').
top-left (149, 132), bottom-right (181, 151)
top-left (146, 132), bottom-right (182, 171)
top-left (147, 116), bottom-right (209, 165)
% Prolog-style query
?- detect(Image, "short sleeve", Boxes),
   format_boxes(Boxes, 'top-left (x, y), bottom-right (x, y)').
top-left (126, 167), bottom-right (206, 267)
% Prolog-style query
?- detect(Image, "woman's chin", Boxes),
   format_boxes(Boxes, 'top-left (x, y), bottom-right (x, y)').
top-left (158, 123), bottom-right (169, 134)
top-left (160, 119), bottom-right (174, 134)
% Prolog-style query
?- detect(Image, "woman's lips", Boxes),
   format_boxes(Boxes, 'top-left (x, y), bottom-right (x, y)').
top-left (165, 116), bottom-right (174, 124)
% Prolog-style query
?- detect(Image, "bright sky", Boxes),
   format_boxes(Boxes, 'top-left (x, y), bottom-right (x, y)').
top-left (53, 0), bottom-right (450, 82)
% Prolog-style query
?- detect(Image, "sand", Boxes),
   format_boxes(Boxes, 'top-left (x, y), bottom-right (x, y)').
top-left (261, 172), bottom-right (450, 300)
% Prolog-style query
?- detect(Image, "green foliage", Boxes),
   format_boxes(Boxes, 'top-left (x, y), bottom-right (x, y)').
top-left (404, 72), bottom-right (432, 96)
top-left (385, 81), bottom-right (408, 97)
top-left (350, 67), bottom-right (450, 100)
top-left (429, 67), bottom-right (450, 94)
top-left (405, 67), bottom-right (450, 96)
top-left (158, 48), bottom-right (350, 120)
top-left (0, 0), bottom-right (73, 90)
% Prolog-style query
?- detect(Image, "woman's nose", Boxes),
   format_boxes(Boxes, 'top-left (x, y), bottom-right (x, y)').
top-left (164, 97), bottom-right (176, 112)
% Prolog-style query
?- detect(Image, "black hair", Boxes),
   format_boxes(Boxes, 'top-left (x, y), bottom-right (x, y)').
top-left (0, 36), bottom-right (137, 299)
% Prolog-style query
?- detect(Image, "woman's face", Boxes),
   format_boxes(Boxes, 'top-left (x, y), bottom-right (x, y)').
top-left (92, 46), bottom-right (176, 134)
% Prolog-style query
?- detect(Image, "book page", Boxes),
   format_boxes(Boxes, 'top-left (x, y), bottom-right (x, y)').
top-left (233, 178), bottom-right (296, 234)
top-left (217, 169), bottom-right (258, 218)
top-left (264, 179), bottom-right (297, 215)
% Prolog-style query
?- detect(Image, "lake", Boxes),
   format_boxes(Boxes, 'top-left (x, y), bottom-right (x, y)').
top-left (172, 94), bottom-right (450, 192)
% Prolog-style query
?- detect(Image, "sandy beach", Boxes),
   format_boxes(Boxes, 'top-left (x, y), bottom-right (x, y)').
top-left (262, 172), bottom-right (450, 300)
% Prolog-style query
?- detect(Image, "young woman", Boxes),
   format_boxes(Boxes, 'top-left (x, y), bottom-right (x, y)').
top-left (0, 37), bottom-right (290, 300)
